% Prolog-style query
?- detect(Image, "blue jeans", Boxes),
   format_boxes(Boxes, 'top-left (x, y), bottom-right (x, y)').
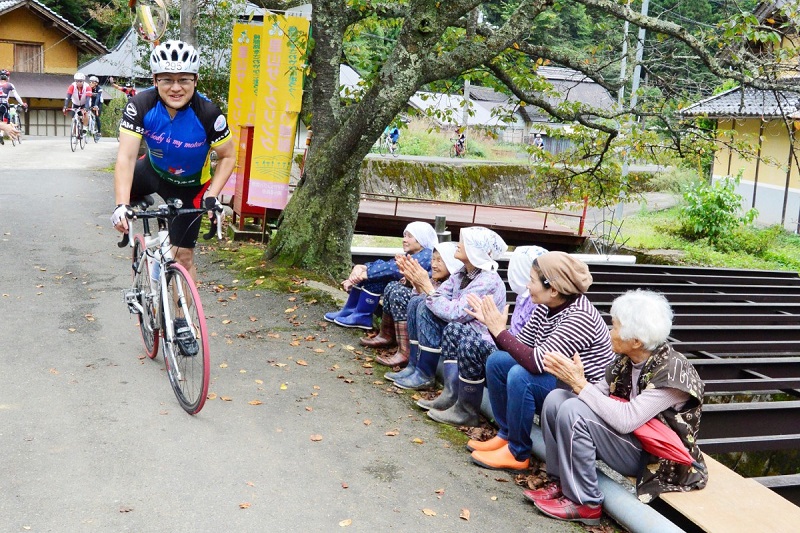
top-left (486, 350), bottom-right (557, 460)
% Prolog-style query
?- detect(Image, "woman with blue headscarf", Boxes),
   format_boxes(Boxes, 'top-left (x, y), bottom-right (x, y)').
top-left (325, 221), bottom-right (438, 329)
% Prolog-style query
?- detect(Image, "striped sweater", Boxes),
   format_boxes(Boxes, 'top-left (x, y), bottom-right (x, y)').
top-left (494, 294), bottom-right (614, 382)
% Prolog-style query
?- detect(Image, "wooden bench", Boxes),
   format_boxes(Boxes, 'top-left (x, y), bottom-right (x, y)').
top-left (657, 455), bottom-right (800, 532)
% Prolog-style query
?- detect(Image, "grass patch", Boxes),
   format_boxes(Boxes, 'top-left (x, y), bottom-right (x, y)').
top-left (203, 239), bottom-right (339, 305)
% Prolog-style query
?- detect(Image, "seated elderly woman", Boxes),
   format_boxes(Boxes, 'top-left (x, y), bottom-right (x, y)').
top-left (370, 241), bottom-right (463, 369)
top-left (393, 227), bottom-right (508, 391)
top-left (324, 222), bottom-right (438, 329)
top-left (465, 252), bottom-right (614, 471)
top-left (528, 289), bottom-right (707, 526)
top-left (421, 245), bottom-right (548, 426)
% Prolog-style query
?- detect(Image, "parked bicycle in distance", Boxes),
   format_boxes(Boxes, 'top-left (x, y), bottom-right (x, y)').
top-left (66, 108), bottom-right (87, 152)
top-left (120, 196), bottom-right (222, 414)
top-left (450, 137), bottom-right (465, 158)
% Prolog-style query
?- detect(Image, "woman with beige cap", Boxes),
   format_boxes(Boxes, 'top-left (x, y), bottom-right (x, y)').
top-left (464, 251), bottom-right (614, 471)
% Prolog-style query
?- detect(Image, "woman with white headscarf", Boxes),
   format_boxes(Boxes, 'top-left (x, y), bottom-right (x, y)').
top-left (325, 221), bottom-right (438, 329)
top-left (423, 245), bottom-right (548, 426)
top-left (393, 227), bottom-right (508, 399)
top-left (376, 241), bottom-right (463, 372)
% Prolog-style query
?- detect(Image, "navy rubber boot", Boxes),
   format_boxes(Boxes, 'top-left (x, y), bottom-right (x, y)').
top-left (428, 378), bottom-right (485, 427)
top-left (324, 286), bottom-right (361, 323)
top-left (417, 359), bottom-right (459, 411)
top-left (335, 288), bottom-right (380, 329)
top-left (393, 346), bottom-right (440, 390)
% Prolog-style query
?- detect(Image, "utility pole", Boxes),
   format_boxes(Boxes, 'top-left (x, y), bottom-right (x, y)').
top-left (180, 1), bottom-right (198, 46)
top-left (615, 0), bottom-right (650, 219)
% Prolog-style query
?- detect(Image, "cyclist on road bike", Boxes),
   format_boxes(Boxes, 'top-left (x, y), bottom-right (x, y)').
top-left (109, 77), bottom-right (137, 99)
top-left (63, 72), bottom-right (93, 135)
top-left (88, 75), bottom-right (103, 123)
top-left (111, 40), bottom-right (235, 353)
top-left (455, 126), bottom-right (466, 154)
top-left (0, 69), bottom-right (27, 144)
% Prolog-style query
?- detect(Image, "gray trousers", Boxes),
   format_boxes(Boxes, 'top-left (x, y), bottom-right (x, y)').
top-left (541, 389), bottom-right (643, 505)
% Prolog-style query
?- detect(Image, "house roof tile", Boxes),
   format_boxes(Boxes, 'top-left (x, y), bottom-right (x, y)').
top-left (680, 85), bottom-right (800, 119)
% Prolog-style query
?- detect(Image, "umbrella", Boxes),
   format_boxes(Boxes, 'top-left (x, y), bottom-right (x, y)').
top-left (610, 395), bottom-right (706, 472)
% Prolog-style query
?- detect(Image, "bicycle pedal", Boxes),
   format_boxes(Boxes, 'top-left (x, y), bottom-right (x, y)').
top-left (122, 289), bottom-right (142, 314)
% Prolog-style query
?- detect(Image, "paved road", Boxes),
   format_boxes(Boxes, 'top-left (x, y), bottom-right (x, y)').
top-left (0, 138), bottom-right (578, 531)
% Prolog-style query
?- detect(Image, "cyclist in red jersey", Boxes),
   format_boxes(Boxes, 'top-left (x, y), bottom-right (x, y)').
top-left (63, 72), bottom-right (93, 134)
top-left (109, 77), bottom-right (137, 99)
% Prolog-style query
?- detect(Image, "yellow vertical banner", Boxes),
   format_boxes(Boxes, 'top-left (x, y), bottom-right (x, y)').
top-left (221, 22), bottom-right (260, 197)
top-left (248, 14), bottom-right (309, 208)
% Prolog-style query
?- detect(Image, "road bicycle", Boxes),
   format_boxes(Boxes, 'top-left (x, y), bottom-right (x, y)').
top-left (87, 109), bottom-right (101, 143)
top-left (67, 108), bottom-right (87, 152)
top-left (8, 104), bottom-right (23, 146)
top-left (119, 196), bottom-right (222, 414)
top-left (450, 137), bottom-right (465, 158)
top-left (376, 134), bottom-right (400, 157)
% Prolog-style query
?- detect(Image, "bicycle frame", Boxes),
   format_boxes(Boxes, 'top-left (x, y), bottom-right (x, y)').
top-left (131, 219), bottom-right (194, 384)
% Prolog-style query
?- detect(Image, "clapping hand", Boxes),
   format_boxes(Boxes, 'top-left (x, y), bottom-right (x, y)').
top-left (398, 255), bottom-right (432, 294)
top-left (542, 351), bottom-right (588, 393)
top-left (465, 293), bottom-right (509, 336)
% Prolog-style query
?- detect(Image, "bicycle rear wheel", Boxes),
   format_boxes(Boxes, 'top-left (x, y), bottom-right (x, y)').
top-left (70, 121), bottom-right (78, 152)
top-left (163, 263), bottom-right (210, 414)
top-left (13, 115), bottom-right (22, 145)
top-left (132, 235), bottom-right (159, 359)
top-left (80, 129), bottom-right (87, 150)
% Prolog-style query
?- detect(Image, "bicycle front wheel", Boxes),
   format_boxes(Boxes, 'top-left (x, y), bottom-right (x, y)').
top-left (70, 121), bottom-right (78, 152)
top-left (80, 129), bottom-right (86, 150)
top-left (163, 263), bottom-right (210, 414)
top-left (132, 235), bottom-right (159, 359)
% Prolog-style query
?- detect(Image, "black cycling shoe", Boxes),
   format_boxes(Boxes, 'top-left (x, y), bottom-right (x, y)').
top-left (174, 317), bottom-right (199, 356)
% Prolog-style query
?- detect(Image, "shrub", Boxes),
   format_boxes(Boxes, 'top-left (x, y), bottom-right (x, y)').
top-left (679, 176), bottom-right (757, 243)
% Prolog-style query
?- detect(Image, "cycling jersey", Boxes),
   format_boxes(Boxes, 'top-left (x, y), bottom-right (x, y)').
top-left (0, 82), bottom-right (20, 104)
top-left (120, 88), bottom-right (232, 187)
top-left (90, 86), bottom-right (104, 111)
top-left (65, 82), bottom-right (92, 108)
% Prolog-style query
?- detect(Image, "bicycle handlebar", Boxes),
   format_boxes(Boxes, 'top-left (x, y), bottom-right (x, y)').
top-left (116, 201), bottom-right (222, 248)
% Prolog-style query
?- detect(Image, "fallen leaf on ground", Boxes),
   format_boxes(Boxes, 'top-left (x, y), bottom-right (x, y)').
top-left (310, 434), bottom-right (323, 442)
top-left (363, 419), bottom-right (372, 426)
top-left (305, 406), bottom-right (313, 411)
top-left (290, 340), bottom-right (300, 347)
top-left (338, 519), bottom-right (352, 527)
top-left (284, 307), bottom-right (298, 313)
top-left (490, 496), bottom-right (498, 501)
top-left (221, 396), bottom-right (233, 402)
top-left (239, 369), bottom-right (247, 373)
top-left (313, 348), bottom-right (325, 353)
top-left (341, 482), bottom-right (349, 489)
top-left (344, 345), bottom-right (355, 351)
top-left (248, 400), bottom-right (263, 405)
top-left (288, 296), bottom-right (297, 302)
top-left (222, 319), bottom-right (232, 324)
top-left (255, 379), bottom-right (263, 385)
top-left (297, 360), bottom-right (308, 366)
top-left (422, 508), bottom-right (436, 516)
top-left (435, 488), bottom-right (445, 495)
top-left (119, 506), bottom-right (133, 513)
top-left (412, 438), bottom-right (424, 444)
top-left (219, 363), bottom-right (228, 368)
top-left (49, 368), bottom-right (59, 374)
top-left (280, 383), bottom-right (288, 390)
top-left (207, 392), bottom-right (217, 400)
top-left (249, 316), bottom-right (258, 322)
top-left (362, 363), bottom-right (373, 368)
top-left (385, 430), bottom-right (399, 437)
top-left (239, 502), bottom-right (251, 509)
top-left (460, 508), bottom-right (470, 521)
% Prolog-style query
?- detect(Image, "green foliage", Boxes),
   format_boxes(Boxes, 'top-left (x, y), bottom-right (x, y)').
top-left (641, 167), bottom-right (703, 194)
top-left (679, 176), bottom-right (757, 242)
top-left (100, 96), bottom-right (125, 137)
top-left (714, 225), bottom-right (783, 256)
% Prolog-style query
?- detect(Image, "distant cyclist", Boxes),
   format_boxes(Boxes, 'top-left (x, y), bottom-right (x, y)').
top-left (88, 75), bottom-right (103, 121)
top-left (63, 72), bottom-right (93, 134)
top-left (0, 69), bottom-right (27, 144)
top-left (388, 125), bottom-right (400, 145)
top-left (455, 127), bottom-right (466, 154)
top-left (109, 77), bottom-right (137, 99)
top-left (112, 40), bottom-right (235, 282)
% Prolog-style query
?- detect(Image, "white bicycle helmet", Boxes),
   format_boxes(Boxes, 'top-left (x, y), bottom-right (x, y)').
top-left (74, 72), bottom-right (86, 81)
top-left (150, 40), bottom-right (200, 75)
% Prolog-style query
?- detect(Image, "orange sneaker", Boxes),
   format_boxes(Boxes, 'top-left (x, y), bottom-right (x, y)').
top-left (471, 444), bottom-right (530, 472)
top-left (466, 435), bottom-right (508, 452)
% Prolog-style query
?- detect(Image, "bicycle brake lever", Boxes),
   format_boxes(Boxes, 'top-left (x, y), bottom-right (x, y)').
top-left (118, 233), bottom-right (130, 248)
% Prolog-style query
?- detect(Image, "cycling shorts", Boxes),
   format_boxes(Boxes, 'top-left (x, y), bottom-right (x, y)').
top-left (130, 156), bottom-right (211, 249)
